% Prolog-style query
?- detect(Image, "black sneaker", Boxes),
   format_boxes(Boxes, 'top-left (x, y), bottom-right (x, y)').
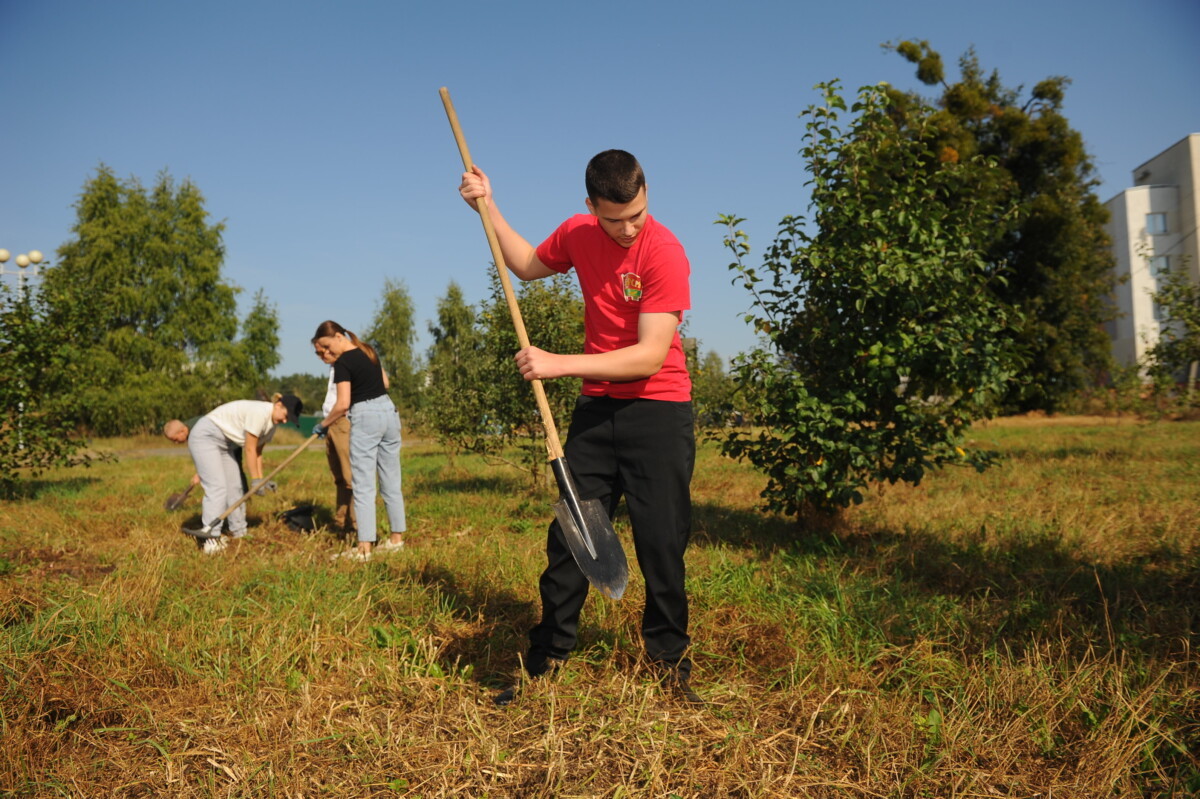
top-left (661, 670), bottom-right (706, 707)
top-left (673, 677), bottom-right (706, 707)
top-left (526, 654), bottom-right (566, 679)
top-left (493, 656), bottom-right (566, 707)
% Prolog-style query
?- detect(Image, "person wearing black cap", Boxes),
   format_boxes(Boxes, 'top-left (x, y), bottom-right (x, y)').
top-left (183, 393), bottom-right (303, 554)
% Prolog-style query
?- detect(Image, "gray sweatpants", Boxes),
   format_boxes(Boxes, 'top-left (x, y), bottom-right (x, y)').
top-left (188, 416), bottom-right (248, 536)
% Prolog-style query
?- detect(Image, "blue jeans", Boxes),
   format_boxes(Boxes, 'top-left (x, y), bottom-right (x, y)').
top-left (348, 395), bottom-right (406, 544)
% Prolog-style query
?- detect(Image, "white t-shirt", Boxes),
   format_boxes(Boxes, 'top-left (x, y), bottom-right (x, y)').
top-left (205, 400), bottom-right (277, 448)
top-left (321, 367), bottom-right (338, 416)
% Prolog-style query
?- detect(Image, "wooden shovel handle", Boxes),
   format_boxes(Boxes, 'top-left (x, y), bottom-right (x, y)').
top-left (439, 87), bottom-right (566, 462)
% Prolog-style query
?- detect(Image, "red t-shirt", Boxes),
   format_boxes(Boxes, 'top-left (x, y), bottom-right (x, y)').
top-left (536, 213), bottom-right (692, 401)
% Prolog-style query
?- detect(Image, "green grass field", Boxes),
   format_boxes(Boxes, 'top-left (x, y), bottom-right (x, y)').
top-left (1, 417), bottom-right (1197, 797)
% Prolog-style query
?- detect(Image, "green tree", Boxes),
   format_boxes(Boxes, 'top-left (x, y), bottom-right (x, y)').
top-left (274, 371), bottom-right (330, 415)
top-left (363, 278), bottom-right (420, 414)
top-left (48, 166), bottom-right (237, 357)
top-left (477, 270), bottom-right (584, 484)
top-left (422, 271), bottom-right (584, 482)
top-left (887, 41), bottom-right (1116, 412)
top-left (238, 289), bottom-right (281, 389)
top-left (41, 165), bottom-right (276, 433)
top-left (687, 347), bottom-right (742, 427)
top-left (420, 281), bottom-right (490, 457)
top-left (1148, 262), bottom-right (1200, 399)
top-left (718, 81), bottom-right (1022, 515)
top-left (0, 280), bottom-right (101, 494)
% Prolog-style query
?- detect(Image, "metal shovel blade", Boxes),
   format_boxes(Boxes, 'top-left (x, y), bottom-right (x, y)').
top-left (550, 457), bottom-right (628, 600)
top-left (164, 484), bottom-right (195, 511)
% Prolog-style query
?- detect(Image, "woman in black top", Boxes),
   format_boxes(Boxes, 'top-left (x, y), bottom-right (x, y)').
top-left (312, 320), bottom-right (407, 560)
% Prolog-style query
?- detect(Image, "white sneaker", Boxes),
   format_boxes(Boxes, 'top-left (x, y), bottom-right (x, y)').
top-left (330, 548), bottom-right (371, 562)
top-left (201, 537), bottom-right (228, 555)
top-left (375, 538), bottom-right (405, 553)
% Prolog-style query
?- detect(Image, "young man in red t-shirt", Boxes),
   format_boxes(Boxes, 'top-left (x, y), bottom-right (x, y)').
top-left (459, 149), bottom-right (700, 706)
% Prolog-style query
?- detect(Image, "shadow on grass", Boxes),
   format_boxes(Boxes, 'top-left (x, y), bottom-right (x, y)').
top-left (1000, 446), bottom-right (1129, 461)
top-left (864, 524), bottom-right (1197, 656)
top-left (693, 499), bottom-right (811, 552)
top-left (418, 475), bottom-right (523, 496)
top-left (400, 561), bottom-right (540, 687)
top-left (1, 476), bottom-right (100, 501)
top-left (691, 499), bottom-right (1199, 661)
top-left (288, 503), bottom-right (349, 537)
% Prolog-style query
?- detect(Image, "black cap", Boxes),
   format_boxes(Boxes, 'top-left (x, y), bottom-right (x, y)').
top-left (279, 394), bottom-right (303, 426)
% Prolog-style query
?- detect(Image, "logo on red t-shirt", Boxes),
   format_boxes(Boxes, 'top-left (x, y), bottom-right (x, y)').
top-left (620, 272), bottom-right (643, 302)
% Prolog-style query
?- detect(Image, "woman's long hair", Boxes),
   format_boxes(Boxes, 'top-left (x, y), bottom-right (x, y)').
top-left (312, 320), bottom-right (379, 365)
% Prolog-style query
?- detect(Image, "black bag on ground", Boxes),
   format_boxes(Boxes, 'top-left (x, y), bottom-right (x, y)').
top-left (279, 504), bottom-right (316, 533)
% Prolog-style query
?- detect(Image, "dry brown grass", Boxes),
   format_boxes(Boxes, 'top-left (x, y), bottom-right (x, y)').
top-left (1, 416), bottom-right (1197, 796)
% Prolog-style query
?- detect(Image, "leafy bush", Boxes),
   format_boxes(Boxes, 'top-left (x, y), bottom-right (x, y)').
top-left (420, 272), bottom-right (583, 484)
top-left (0, 283), bottom-right (101, 493)
top-left (717, 81), bottom-right (1024, 514)
top-left (1148, 262), bottom-right (1200, 403)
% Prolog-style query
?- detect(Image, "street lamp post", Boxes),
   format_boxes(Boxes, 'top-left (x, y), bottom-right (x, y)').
top-left (1, 247), bottom-right (47, 453)
top-left (0, 248), bottom-right (46, 300)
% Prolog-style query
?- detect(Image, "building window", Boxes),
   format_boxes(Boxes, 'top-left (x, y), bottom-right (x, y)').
top-left (1146, 212), bottom-right (1167, 234)
top-left (1150, 254), bottom-right (1171, 276)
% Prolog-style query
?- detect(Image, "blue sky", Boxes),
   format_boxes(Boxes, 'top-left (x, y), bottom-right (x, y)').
top-left (3, 0), bottom-right (1198, 379)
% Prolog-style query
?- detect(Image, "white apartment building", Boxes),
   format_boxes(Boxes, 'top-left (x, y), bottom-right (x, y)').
top-left (1104, 133), bottom-right (1200, 368)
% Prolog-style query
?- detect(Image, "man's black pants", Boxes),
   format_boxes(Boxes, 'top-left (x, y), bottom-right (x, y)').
top-left (528, 396), bottom-right (695, 676)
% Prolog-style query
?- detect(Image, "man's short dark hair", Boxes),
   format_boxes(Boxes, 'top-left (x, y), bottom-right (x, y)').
top-left (585, 149), bottom-right (645, 204)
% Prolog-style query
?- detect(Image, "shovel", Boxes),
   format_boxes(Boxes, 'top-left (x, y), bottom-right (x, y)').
top-left (182, 434), bottom-right (320, 540)
top-left (164, 481), bottom-right (196, 511)
top-left (440, 87), bottom-right (629, 600)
